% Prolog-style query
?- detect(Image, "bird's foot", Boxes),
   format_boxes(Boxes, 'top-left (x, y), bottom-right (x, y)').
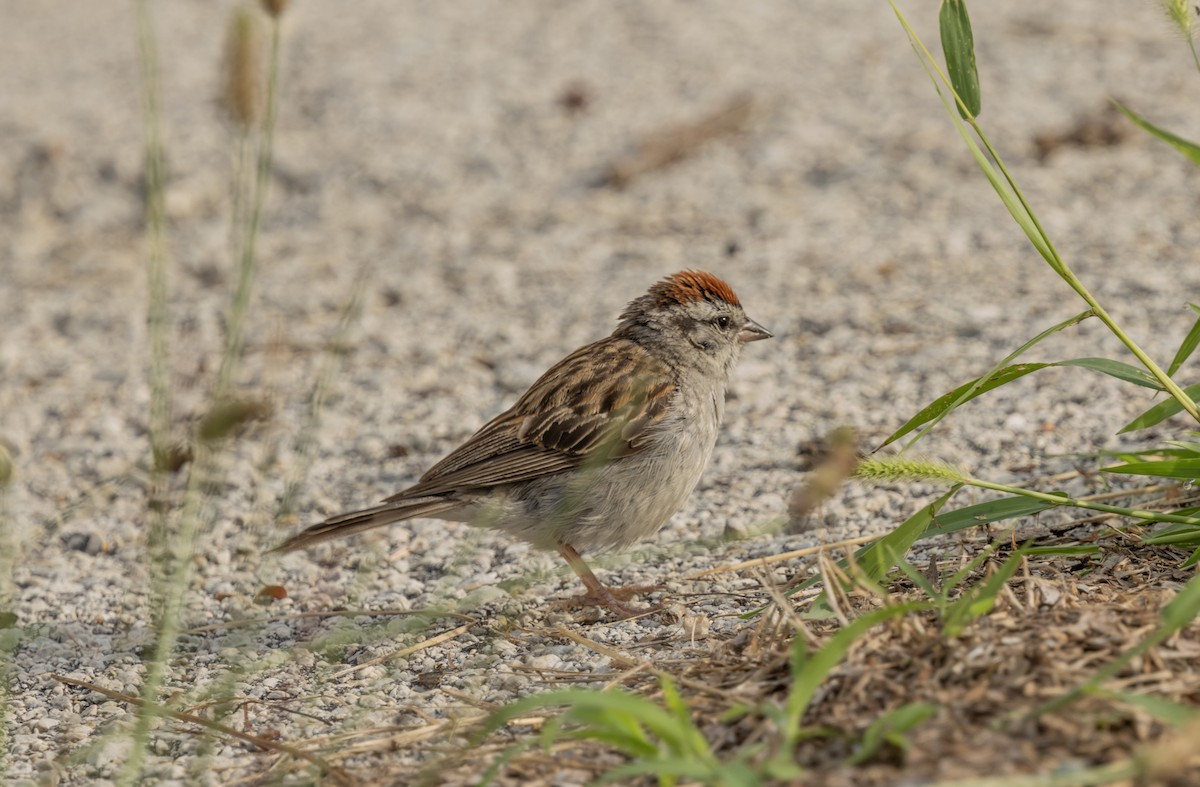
top-left (554, 583), bottom-right (664, 619)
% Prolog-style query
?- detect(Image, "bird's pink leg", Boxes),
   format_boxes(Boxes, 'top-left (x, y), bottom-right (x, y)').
top-left (555, 543), bottom-right (661, 618)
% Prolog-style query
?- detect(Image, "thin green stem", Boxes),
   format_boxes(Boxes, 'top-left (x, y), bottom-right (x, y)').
top-left (967, 119), bottom-right (1200, 423)
top-left (890, 0), bottom-right (1199, 425)
top-left (214, 16), bottom-right (282, 401)
top-left (965, 477), bottom-right (1200, 527)
top-left (122, 0), bottom-right (172, 781)
top-left (136, 0), bottom-right (171, 470)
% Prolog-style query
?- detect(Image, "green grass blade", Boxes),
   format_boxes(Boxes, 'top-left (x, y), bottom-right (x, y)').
top-left (943, 546), bottom-right (1025, 635)
top-left (1101, 459), bottom-right (1200, 479)
top-left (1119, 383), bottom-right (1200, 433)
top-left (784, 602), bottom-right (929, 747)
top-left (1057, 358), bottom-right (1162, 389)
top-left (1167, 304), bottom-right (1200, 377)
top-left (939, 0), bottom-right (981, 118)
top-left (890, 3), bottom-right (1056, 270)
top-left (852, 487), bottom-right (960, 588)
top-left (846, 701), bottom-right (937, 766)
top-left (1141, 523), bottom-right (1200, 546)
top-left (921, 494), bottom-right (1062, 538)
top-left (940, 542), bottom-right (1000, 596)
top-left (1112, 99), bottom-right (1200, 166)
top-left (888, 353), bottom-right (1159, 450)
top-left (1101, 690), bottom-right (1198, 727)
top-left (793, 488), bottom-right (958, 617)
top-left (883, 310), bottom-right (1093, 448)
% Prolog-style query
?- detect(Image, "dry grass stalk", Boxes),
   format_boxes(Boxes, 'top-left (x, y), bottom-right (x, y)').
top-left (327, 622), bottom-right (472, 679)
top-left (220, 7), bottom-right (261, 129)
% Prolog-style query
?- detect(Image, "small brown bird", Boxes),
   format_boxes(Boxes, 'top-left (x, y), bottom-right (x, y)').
top-left (278, 271), bottom-right (771, 616)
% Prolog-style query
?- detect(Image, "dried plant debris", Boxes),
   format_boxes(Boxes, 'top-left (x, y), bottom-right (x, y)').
top-left (592, 94), bottom-right (756, 188)
top-left (451, 541), bottom-right (1199, 786)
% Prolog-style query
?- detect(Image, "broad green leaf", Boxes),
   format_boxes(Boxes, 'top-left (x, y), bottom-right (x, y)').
top-left (1102, 459), bottom-right (1200, 479)
top-left (1112, 100), bottom-right (1200, 166)
top-left (939, 0), bottom-right (981, 118)
top-left (1119, 383), bottom-right (1200, 433)
top-left (1185, 546), bottom-right (1200, 567)
top-left (924, 495), bottom-right (1059, 536)
top-left (1168, 304), bottom-right (1200, 377)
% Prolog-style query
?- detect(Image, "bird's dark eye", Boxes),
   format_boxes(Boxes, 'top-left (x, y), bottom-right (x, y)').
top-left (715, 315), bottom-right (731, 330)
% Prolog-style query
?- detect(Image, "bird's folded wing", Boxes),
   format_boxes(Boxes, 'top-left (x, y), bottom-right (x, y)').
top-left (389, 339), bottom-right (675, 500)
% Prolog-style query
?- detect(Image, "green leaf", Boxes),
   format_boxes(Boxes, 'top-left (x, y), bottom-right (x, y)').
top-left (939, 0), bottom-right (981, 119)
top-left (783, 488), bottom-right (961, 617)
top-left (1168, 304), bottom-right (1200, 377)
top-left (1102, 690), bottom-right (1198, 727)
top-left (784, 602), bottom-right (930, 747)
top-left (1143, 523), bottom-right (1200, 546)
top-left (1112, 100), bottom-right (1200, 166)
top-left (847, 702), bottom-right (938, 765)
top-left (1057, 358), bottom-right (1163, 389)
top-left (1102, 459), bottom-right (1200, 479)
top-left (1119, 383), bottom-right (1200, 433)
top-left (922, 494), bottom-right (1062, 537)
top-left (943, 547), bottom-right (1026, 635)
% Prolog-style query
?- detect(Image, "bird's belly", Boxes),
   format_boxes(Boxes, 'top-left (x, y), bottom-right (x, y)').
top-left (486, 415), bottom-right (720, 554)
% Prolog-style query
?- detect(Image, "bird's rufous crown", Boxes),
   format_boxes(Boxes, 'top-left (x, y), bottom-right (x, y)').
top-left (645, 270), bottom-right (741, 309)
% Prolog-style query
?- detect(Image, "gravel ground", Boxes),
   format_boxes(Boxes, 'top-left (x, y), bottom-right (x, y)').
top-left (3, 0), bottom-right (1200, 783)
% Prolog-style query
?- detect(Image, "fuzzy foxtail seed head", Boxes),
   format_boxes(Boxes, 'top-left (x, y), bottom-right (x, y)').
top-left (855, 456), bottom-right (966, 485)
top-left (1160, 0), bottom-right (1195, 39)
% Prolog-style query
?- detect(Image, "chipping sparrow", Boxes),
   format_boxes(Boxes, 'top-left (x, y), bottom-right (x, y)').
top-left (278, 270), bottom-right (772, 616)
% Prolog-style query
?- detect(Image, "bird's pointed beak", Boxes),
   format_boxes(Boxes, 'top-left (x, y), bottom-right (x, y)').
top-left (738, 318), bottom-right (773, 343)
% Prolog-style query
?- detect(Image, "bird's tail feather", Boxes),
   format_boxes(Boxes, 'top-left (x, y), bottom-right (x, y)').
top-left (274, 498), bottom-right (460, 552)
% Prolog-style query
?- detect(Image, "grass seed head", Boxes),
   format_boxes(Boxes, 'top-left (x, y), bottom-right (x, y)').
top-left (221, 7), bottom-right (261, 128)
top-left (0, 443), bottom-right (12, 488)
top-left (855, 456), bottom-right (966, 484)
top-left (261, 0), bottom-right (289, 18)
top-left (1160, 0), bottom-right (1195, 39)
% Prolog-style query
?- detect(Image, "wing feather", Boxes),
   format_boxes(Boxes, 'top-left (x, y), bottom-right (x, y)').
top-left (388, 337), bottom-right (675, 500)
